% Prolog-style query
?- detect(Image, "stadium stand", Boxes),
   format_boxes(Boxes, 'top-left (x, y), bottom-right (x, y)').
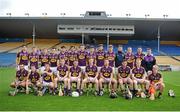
top-left (174, 56), bottom-right (180, 60)
top-left (160, 41), bottom-right (180, 46)
top-left (8, 39), bottom-right (60, 53)
top-left (55, 43), bottom-right (81, 50)
top-left (155, 56), bottom-right (180, 66)
top-left (159, 45), bottom-right (180, 56)
top-left (0, 53), bottom-right (16, 67)
top-left (0, 42), bottom-right (30, 53)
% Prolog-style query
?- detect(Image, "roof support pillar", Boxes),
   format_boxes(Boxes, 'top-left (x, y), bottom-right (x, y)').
top-left (32, 24), bottom-right (36, 46)
top-left (157, 26), bottom-right (160, 52)
top-left (82, 33), bottom-right (84, 45)
top-left (107, 33), bottom-right (110, 50)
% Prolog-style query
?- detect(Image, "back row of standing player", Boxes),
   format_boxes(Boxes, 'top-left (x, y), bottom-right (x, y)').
top-left (16, 44), bottom-right (156, 73)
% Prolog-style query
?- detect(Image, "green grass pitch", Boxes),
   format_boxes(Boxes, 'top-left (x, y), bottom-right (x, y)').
top-left (0, 67), bottom-right (180, 111)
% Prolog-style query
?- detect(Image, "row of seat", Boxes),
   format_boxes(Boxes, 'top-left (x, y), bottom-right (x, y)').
top-left (0, 39), bottom-right (179, 54)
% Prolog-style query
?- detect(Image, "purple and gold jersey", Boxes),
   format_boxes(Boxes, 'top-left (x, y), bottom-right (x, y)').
top-left (125, 53), bottom-right (135, 69)
top-left (40, 53), bottom-right (49, 66)
top-left (118, 66), bottom-right (131, 78)
top-left (42, 69), bottom-right (53, 82)
top-left (100, 66), bottom-right (112, 78)
top-left (148, 73), bottom-right (162, 83)
top-left (105, 51), bottom-right (115, 67)
top-left (57, 65), bottom-right (68, 77)
top-left (16, 69), bottom-right (28, 81)
top-left (49, 53), bottom-right (58, 67)
top-left (96, 50), bottom-right (105, 67)
top-left (29, 52), bottom-right (39, 69)
top-left (85, 65), bottom-right (97, 77)
top-left (132, 67), bottom-right (145, 79)
top-left (68, 51), bottom-right (77, 66)
top-left (17, 51), bottom-right (29, 65)
top-left (77, 50), bottom-right (87, 66)
top-left (135, 53), bottom-right (145, 61)
top-left (86, 52), bottom-right (96, 62)
top-left (70, 66), bottom-right (81, 77)
top-left (59, 52), bottom-right (68, 64)
top-left (28, 71), bottom-right (40, 84)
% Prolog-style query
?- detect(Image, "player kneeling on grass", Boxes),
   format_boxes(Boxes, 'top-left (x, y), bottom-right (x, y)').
top-left (26, 65), bottom-right (41, 95)
top-left (132, 59), bottom-right (150, 98)
top-left (39, 63), bottom-right (55, 96)
top-left (10, 64), bottom-right (28, 96)
top-left (54, 59), bottom-right (69, 95)
top-left (117, 60), bottom-right (133, 96)
top-left (67, 60), bottom-right (82, 95)
top-left (148, 65), bottom-right (165, 100)
top-left (81, 58), bottom-right (99, 95)
top-left (99, 59), bottom-right (117, 96)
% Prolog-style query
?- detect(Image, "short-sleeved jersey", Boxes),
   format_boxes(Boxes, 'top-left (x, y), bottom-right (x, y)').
top-left (125, 53), bottom-right (135, 69)
top-left (77, 50), bottom-right (87, 66)
top-left (85, 65), bottom-right (97, 77)
top-left (68, 51), bottom-right (77, 66)
top-left (100, 66), bottom-right (113, 78)
top-left (134, 53), bottom-right (145, 61)
top-left (96, 50), bottom-right (105, 67)
top-left (40, 53), bottom-right (49, 66)
top-left (16, 69), bottom-right (28, 81)
top-left (42, 69), bottom-right (53, 82)
top-left (105, 51), bottom-right (115, 67)
top-left (86, 52), bottom-right (96, 62)
top-left (17, 51), bottom-right (29, 65)
top-left (59, 52), bottom-right (69, 64)
top-left (28, 71), bottom-right (40, 84)
top-left (49, 53), bottom-right (58, 67)
top-left (29, 52), bottom-right (39, 69)
top-left (132, 67), bottom-right (146, 79)
top-left (118, 66), bottom-right (131, 78)
top-left (70, 66), bottom-right (81, 77)
top-left (57, 65), bottom-right (68, 77)
top-left (148, 73), bottom-right (162, 83)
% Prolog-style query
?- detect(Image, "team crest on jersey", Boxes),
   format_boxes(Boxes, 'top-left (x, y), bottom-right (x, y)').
top-left (108, 56), bottom-right (114, 60)
top-left (127, 59), bottom-right (133, 63)
top-left (32, 77), bottom-right (36, 82)
top-left (88, 71), bottom-right (94, 76)
top-left (104, 73), bottom-right (110, 77)
top-left (135, 74), bottom-right (142, 78)
top-left (153, 79), bottom-right (159, 83)
top-left (137, 57), bottom-right (142, 61)
top-left (98, 55), bottom-right (104, 60)
top-left (72, 72), bottom-right (78, 77)
top-left (31, 57), bottom-right (37, 62)
top-left (51, 59), bottom-right (56, 62)
top-left (79, 54), bottom-right (85, 59)
top-left (121, 73), bottom-right (128, 78)
top-left (22, 56), bottom-right (28, 60)
top-left (45, 75), bottom-right (51, 80)
top-left (60, 71), bottom-right (66, 76)
top-left (42, 58), bottom-right (48, 62)
top-left (69, 56), bottom-right (75, 61)
top-left (19, 75), bottom-right (25, 81)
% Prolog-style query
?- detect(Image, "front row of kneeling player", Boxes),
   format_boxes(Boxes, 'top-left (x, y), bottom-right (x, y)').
top-left (10, 59), bottom-right (165, 100)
